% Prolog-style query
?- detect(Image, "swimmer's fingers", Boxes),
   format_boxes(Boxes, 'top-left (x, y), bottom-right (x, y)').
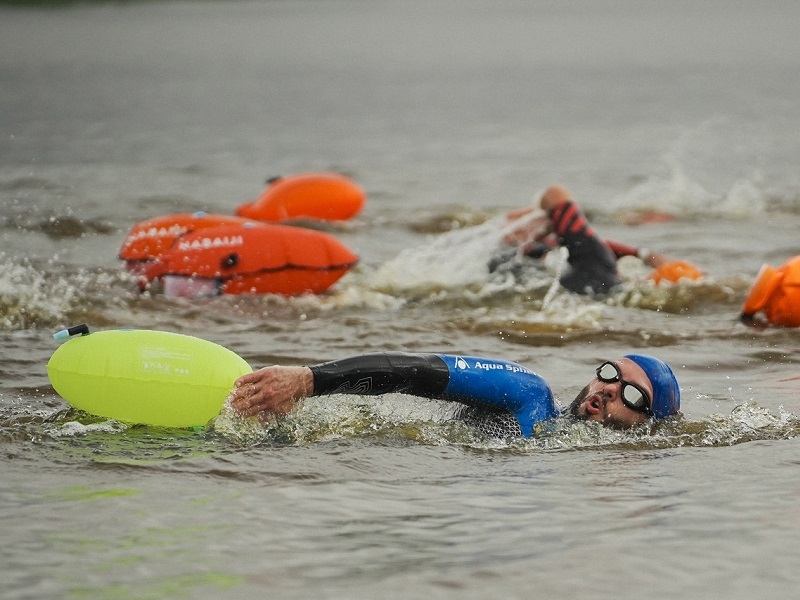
top-left (236, 388), bottom-right (297, 418)
top-left (233, 369), bottom-right (265, 389)
top-left (230, 366), bottom-right (279, 414)
top-left (229, 383), bottom-right (294, 417)
top-left (229, 369), bottom-right (267, 409)
top-left (229, 366), bottom-right (311, 417)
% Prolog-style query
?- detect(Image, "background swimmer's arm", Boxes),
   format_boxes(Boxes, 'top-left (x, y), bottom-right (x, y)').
top-left (502, 210), bottom-right (550, 246)
top-left (639, 249), bottom-right (670, 268)
top-left (605, 239), bottom-right (639, 259)
top-left (505, 205), bottom-right (539, 221)
top-left (606, 240), bottom-right (671, 267)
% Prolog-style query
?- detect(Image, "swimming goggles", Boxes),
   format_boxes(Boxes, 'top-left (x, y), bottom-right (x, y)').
top-left (595, 361), bottom-right (653, 415)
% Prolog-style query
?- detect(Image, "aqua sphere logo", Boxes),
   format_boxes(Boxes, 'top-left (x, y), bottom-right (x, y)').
top-left (455, 357), bottom-right (470, 370)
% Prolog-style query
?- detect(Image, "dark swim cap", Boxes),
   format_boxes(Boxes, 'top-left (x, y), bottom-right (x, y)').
top-left (624, 354), bottom-right (681, 419)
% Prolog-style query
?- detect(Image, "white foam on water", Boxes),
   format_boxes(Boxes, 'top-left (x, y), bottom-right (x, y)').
top-left (53, 420), bottom-right (128, 437)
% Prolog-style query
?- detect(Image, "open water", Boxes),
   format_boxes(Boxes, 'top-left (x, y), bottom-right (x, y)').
top-left (1, 1), bottom-right (799, 598)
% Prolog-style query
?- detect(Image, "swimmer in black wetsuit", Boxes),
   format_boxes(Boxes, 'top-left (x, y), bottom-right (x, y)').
top-left (229, 351), bottom-right (681, 438)
top-left (491, 185), bottom-right (673, 296)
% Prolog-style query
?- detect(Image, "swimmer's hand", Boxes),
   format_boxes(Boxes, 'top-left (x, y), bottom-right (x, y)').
top-left (229, 366), bottom-right (314, 418)
top-left (522, 242), bottom-right (552, 259)
top-left (501, 209), bottom-right (549, 246)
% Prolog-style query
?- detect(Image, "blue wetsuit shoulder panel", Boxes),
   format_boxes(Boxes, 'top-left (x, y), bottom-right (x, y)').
top-left (436, 354), bottom-right (558, 437)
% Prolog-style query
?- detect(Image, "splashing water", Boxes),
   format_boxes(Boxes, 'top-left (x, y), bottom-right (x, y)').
top-left (370, 218), bottom-right (502, 291)
top-left (0, 255), bottom-right (83, 329)
top-left (207, 394), bottom-right (799, 452)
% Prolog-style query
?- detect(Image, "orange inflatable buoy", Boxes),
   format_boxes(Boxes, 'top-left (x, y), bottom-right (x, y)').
top-left (648, 260), bottom-right (703, 285)
top-left (740, 256), bottom-right (800, 327)
top-left (119, 212), bottom-right (264, 268)
top-left (236, 172), bottom-right (365, 222)
top-left (140, 223), bottom-right (359, 297)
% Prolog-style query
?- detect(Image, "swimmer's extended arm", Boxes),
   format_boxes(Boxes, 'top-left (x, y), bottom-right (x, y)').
top-left (230, 354), bottom-right (451, 419)
top-left (232, 353), bottom-right (557, 436)
top-left (311, 352), bottom-right (557, 436)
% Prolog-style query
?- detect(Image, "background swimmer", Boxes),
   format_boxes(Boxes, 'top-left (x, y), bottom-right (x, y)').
top-left (492, 184), bottom-right (700, 294)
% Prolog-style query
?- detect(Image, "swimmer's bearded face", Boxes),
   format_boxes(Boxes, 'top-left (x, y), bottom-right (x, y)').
top-left (568, 382), bottom-right (648, 430)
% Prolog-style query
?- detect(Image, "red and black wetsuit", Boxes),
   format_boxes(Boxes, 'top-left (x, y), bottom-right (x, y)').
top-left (545, 200), bottom-right (624, 295)
top-left (489, 200), bottom-right (644, 294)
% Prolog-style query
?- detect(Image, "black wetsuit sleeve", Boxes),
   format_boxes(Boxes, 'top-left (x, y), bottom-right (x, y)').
top-left (310, 352), bottom-right (450, 398)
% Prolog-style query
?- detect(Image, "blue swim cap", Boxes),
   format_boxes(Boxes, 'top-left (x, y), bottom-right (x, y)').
top-left (624, 354), bottom-right (681, 419)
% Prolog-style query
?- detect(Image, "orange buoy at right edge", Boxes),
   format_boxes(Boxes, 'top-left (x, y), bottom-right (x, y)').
top-left (236, 172), bottom-right (365, 222)
top-left (740, 256), bottom-right (800, 327)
